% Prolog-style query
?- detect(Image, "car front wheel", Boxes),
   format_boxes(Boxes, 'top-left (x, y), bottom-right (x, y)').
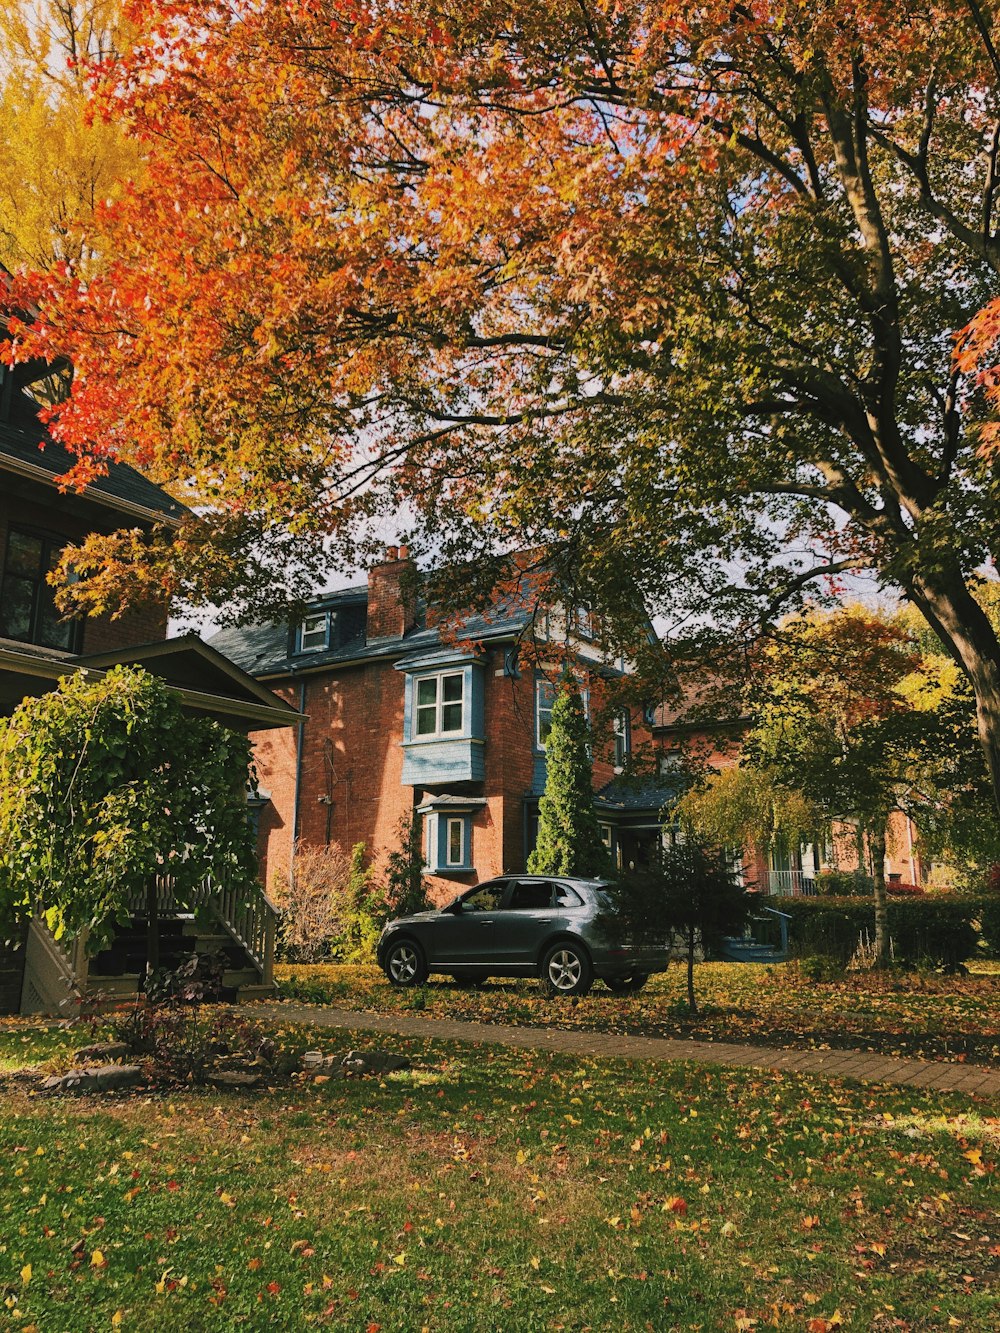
top-left (383, 939), bottom-right (428, 987)
top-left (539, 942), bottom-right (593, 998)
top-left (604, 973), bottom-right (649, 995)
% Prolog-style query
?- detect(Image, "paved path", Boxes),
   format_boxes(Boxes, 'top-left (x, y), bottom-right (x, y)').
top-left (255, 1004), bottom-right (1000, 1099)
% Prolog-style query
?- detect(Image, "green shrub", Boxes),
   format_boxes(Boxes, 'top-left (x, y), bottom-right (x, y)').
top-left (771, 895), bottom-right (981, 971)
top-left (977, 897), bottom-right (1000, 957)
top-left (796, 954), bottom-right (846, 982)
top-left (813, 869), bottom-right (874, 897)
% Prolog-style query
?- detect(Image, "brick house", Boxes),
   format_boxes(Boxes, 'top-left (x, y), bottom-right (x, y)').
top-left (651, 698), bottom-right (930, 896)
top-left (210, 546), bottom-right (675, 898)
top-left (0, 343), bottom-right (297, 1012)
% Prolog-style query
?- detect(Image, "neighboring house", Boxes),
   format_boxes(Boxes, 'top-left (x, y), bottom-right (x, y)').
top-left (209, 546), bottom-right (677, 897)
top-left (651, 699), bottom-right (930, 895)
top-left (0, 346), bottom-right (298, 1013)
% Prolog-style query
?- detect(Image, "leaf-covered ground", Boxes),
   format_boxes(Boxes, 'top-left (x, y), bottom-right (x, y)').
top-left (0, 1017), bottom-right (997, 1331)
top-left (274, 962), bottom-right (1000, 1065)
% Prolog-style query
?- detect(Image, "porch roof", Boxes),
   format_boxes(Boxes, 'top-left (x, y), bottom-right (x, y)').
top-left (0, 634), bottom-right (301, 730)
top-left (593, 775), bottom-right (686, 817)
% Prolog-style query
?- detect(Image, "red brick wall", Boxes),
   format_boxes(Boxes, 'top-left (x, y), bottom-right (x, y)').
top-left (250, 641), bottom-right (652, 906)
top-left (366, 549), bottom-right (417, 642)
top-left (0, 485), bottom-right (168, 653)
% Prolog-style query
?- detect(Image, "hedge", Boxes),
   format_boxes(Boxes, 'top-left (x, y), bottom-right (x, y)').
top-left (768, 895), bottom-right (988, 970)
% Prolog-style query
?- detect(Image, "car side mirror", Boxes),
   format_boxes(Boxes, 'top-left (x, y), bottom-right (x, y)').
top-left (443, 900), bottom-right (463, 915)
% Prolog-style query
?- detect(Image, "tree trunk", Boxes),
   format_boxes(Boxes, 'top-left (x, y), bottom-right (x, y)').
top-left (907, 568), bottom-right (1000, 814)
top-left (686, 929), bottom-right (698, 1015)
top-left (867, 824), bottom-right (890, 970)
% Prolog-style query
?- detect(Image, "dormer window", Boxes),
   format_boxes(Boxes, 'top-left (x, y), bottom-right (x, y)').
top-left (293, 601), bottom-right (366, 656)
top-left (298, 610), bottom-right (333, 653)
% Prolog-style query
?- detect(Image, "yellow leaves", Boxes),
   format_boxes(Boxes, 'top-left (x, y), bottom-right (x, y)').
top-left (92, 1249), bottom-right (107, 1269)
top-left (529, 1256), bottom-right (540, 1270)
top-left (801, 1214), bottom-right (821, 1231)
top-left (391, 1252), bottom-right (406, 1266)
top-left (20, 1263), bottom-right (31, 1286)
top-left (962, 1147), bottom-right (982, 1167)
top-left (111, 1311), bottom-right (123, 1328)
top-left (218, 1191), bottom-right (236, 1208)
top-left (516, 1149), bottom-right (528, 1165)
top-left (806, 1313), bottom-right (843, 1333)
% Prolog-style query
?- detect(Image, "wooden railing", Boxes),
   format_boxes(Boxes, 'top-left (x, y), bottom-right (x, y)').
top-left (20, 920), bottom-right (88, 1015)
top-left (129, 875), bottom-right (278, 985)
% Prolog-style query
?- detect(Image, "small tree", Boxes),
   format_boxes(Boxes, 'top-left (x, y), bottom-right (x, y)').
top-left (602, 843), bottom-right (750, 1015)
top-left (0, 666), bottom-right (258, 962)
top-left (380, 811), bottom-right (430, 922)
top-left (276, 841), bottom-right (353, 962)
top-left (528, 681), bottom-right (608, 877)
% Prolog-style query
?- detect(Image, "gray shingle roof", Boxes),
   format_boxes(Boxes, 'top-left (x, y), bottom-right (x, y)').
top-left (207, 585), bottom-right (534, 677)
top-left (594, 775), bottom-right (687, 813)
top-left (0, 394), bottom-right (186, 522)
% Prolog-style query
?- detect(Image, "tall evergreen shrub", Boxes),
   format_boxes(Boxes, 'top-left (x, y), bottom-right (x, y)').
top-left (528, 682), bottom-right (608, 877)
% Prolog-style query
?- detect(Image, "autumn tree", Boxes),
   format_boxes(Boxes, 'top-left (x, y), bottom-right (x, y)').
top-left (12, 2), bottom-right (1000, 808)
top-left (682, 607), bottom-right (990, 964)
top-left (0, 2), bottom-right (138, 280)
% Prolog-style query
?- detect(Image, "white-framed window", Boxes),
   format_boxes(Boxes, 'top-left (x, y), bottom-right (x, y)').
top-left (536, 678), bottom-right (556, 748)
top-left (414, 671), bottom-right (465, 737)
top-left (298, 609), bottom-right (332, 652)
top-left (445, 817), bottom-right (466, 867)
top-left (660, 750), bottom-right (683, 775)
top-left (613, 711), bottom-right (629, 768)
top-left (599, 823), bottom-right (613, 851)
top-left (573, 604), bottom-right (594, 639)
top-left (536, 677), bottom-right (590, 750)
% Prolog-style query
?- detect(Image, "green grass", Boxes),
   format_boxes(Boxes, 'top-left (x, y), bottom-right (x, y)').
top-left (274, 961), bottom-right (1000, 1064)
top-left (0, 1017), bottom-right (997, 1330)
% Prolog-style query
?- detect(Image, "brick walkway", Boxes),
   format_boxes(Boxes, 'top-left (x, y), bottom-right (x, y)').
top-left (255, 1004), bottom-right (1000, 1098)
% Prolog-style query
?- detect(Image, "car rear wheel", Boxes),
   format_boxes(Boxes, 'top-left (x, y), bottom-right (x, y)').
top-left (383, 939), bottom-right (428, 987)
top-left (539, 942), bottom-right (593, 998)
top-left (604, 973), bottom-right (649, 995)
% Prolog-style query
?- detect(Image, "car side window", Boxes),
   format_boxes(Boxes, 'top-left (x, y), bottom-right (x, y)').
top-left (507, 880), bottom-right (554, 911)
top-left (554, 884), bottom-right (584, 907)
top-left (462, 881), bottom-right (506, 912)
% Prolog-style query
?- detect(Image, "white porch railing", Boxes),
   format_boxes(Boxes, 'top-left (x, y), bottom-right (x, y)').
top-left (763, 869), bottom-right (816, 897)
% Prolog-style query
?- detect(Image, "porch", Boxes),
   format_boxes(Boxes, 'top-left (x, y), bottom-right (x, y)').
top-left (19, 876), bottom-right (278, 1016)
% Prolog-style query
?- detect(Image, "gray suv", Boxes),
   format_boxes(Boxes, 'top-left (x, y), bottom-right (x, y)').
top-left (377, 876), bottom-right (670, 997)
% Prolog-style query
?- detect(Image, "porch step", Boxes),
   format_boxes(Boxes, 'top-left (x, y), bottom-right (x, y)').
top-left (236, 983), bottom-right (278, 1004)
top-left (86, 975), bottom-right (142, 1001)
top-left (720, 938), bottom-right (789, 964)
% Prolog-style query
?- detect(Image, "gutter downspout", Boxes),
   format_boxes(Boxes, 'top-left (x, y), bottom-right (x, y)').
top-left (291, 675), bottom-right (307, 885)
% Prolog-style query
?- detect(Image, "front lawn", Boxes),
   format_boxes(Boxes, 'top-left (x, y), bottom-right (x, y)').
top-left (274, 961), bottom-right (1000, 1064)
top-left (0, 1015), bottom-right (996, 1330)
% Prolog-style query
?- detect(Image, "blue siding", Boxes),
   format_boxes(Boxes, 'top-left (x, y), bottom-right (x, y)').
top-left (430, 813), bottom-right (473, 872)
top-left (400, 661), bottom-right (485, 785)
top-left (402, 739), bottom-right (485, 785)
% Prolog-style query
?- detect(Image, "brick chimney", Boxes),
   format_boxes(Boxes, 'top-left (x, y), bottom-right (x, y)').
top-left (366, 545), bottom-right (417, 641)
